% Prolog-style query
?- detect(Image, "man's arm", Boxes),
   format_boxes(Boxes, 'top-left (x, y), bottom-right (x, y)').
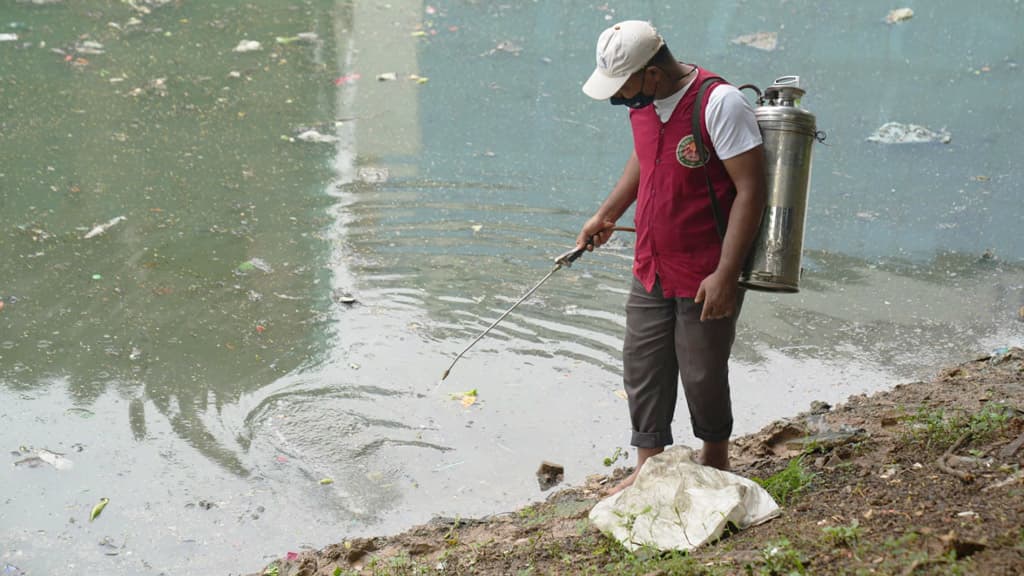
top-left (576, 151), bottom-right (640, 250)
top-left (695, 144), bottom-right (766, 321)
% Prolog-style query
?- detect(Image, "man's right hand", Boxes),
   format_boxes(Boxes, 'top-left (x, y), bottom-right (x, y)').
top-left (577, 216), bottom-right (617, 251)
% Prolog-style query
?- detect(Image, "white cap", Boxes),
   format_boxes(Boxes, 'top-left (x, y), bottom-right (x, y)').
top-left (582, 20), bottom-right (664, 100)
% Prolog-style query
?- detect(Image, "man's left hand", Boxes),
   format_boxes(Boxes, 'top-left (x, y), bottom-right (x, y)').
top-left (694, 270), bottom-right (738, 322)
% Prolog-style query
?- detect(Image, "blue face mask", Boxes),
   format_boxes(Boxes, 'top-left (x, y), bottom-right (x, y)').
top-left (610, 68), bottom-right (655, 109)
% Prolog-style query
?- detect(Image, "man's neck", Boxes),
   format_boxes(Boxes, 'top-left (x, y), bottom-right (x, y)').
top-left (655, 63), bottom-right (696, 99)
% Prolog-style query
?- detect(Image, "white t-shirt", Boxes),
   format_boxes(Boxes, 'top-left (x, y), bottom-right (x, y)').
top-left (653, 77), bottom-right (762, 160)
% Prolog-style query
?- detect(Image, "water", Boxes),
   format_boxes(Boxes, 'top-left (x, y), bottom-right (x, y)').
top-left (1, 1), bottom-right (1022, 574)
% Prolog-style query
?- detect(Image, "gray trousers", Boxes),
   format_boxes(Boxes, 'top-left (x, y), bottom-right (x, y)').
top-left (623, 277), bottom-right (743, 447)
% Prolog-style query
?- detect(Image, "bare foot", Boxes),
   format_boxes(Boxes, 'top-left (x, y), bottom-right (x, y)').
top-left (603, 468), bottom-right (639, 496)
top-left (602, 447), bottom-right (664, 496)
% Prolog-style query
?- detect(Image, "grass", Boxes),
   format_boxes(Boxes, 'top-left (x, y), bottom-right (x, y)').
top-left (821, 521), bottom-right (862, 549)
top-left (752, 456), bottom-right (816, 506)
top-left (900, 403), bottom-right (1013, 449)
top-left (585, 535), bottom-right (711, 575)
top-left (758, 537), bottom-right (807, 575)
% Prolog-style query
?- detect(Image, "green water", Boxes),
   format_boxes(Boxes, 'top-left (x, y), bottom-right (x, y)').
top-left (1, 1), bottom-right (1022, 574)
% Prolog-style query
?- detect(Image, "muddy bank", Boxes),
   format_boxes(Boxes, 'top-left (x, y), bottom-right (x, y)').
top-left (252, 348), bottom-right (1024, 575)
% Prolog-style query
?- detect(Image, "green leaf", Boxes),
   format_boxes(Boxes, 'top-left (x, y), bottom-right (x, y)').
top-left (90, 497), bottom-right (109, 522)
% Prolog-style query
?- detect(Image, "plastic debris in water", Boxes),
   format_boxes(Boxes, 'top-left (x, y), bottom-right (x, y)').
top-left (357, 166), bottom-right (388, 183)
top-left (451, 389), bottom-right (478, 407)
top-left (237, 258), bottom-right (273, 273)
top-left (886, 8), bottom-right (914, 24)
top-left (731, 31), bottom-right (778, 51)
top-left (867, 122), bottom-right (951, 144)
top-left (83, 215), bottom-right (126, 239)
top-left (233, 40), bottom-right (262, 53)
top-left (75, 40), bottom-right (105, 54)
top-left (295, 130), bottom-right (337, 143)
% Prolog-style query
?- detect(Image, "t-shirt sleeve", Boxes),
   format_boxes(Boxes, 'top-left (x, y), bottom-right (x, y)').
top-left (705, 84), bottom-right (762, 160)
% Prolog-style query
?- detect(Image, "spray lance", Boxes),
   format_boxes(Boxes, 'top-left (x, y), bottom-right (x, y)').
top-left (441, 226), bottom-right (635, 381)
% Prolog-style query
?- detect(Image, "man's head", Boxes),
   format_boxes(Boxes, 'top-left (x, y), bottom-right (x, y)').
top-left (582, 20), bottom-right (665, 101)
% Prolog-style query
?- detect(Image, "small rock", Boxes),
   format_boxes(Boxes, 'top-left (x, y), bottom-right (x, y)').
top-left (809, 400), bottom-right (831, 414)
top-left (536, 461), bottom-right (564, 491)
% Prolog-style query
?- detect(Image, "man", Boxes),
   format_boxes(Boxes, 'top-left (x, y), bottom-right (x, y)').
top-left (577, 20), bottom-right (766, 495)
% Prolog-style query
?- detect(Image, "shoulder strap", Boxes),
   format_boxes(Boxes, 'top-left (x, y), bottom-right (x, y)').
top-left (692, 76), bottom-right (727, 240)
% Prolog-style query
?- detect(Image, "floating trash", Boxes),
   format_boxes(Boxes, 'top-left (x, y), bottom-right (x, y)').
top-left (237, 257), bottom-right (273, 273)
top-left (867, 122), bottom-right (951, 144)
top-left (731, 31), bottom-right (778, 51)
top-left (886, 8), bottom-right (914, 24)
top-left (334, 73), bottom-right (361, 86)
top-left (233, 40), bottom-right (262, 53)
top-left (276, 32), bottom-right (319, 45)
top-left (332, 289), bottom-right (357, 305)
top-left (75, 40), bottom-right (105, 54)
top-left (0, 33), bottom-right (18, 42)
top-left (83, 215), bottom-right (126, 239)
top-left (357, 166), bottom-right (389, 183)
top-left (295, 129), bottom-right (337, 143)
top-left (14, 448), bottom-right (74, 470)
top-left (482, 40), bottom-right (523, 57)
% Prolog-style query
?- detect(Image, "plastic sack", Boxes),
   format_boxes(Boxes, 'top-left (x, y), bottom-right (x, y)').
top-left (589, 446), bottom-right (780, 551)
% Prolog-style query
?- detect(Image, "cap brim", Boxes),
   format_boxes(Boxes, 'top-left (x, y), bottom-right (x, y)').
top-left (582, 67), bottom-right (630, 100)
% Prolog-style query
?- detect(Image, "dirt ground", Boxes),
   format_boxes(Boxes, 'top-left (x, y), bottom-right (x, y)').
top-left (253, 348), bottom-right (1024, 575)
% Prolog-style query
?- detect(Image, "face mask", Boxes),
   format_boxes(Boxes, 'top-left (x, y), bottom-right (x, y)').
top-left (610, 68), bottom-right (656, 109)
top-left (610, 92), bottom-right (655, 109)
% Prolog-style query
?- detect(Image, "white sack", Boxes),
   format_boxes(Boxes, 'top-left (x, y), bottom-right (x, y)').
top-left (589, 446), bottom-right (780, 552)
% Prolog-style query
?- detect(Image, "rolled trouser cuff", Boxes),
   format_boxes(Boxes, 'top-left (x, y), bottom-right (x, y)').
top-left (631, 429), bottom-right (674, 448)
top-left (692, 418), bottom-right (733, 443)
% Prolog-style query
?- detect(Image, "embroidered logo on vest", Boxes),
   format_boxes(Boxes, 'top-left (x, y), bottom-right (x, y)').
top-left (676, 134), bottom-right (705, 168)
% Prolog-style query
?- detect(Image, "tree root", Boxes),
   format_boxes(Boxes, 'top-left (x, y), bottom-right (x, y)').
top-left (935, 431), bottom-right (974, 483)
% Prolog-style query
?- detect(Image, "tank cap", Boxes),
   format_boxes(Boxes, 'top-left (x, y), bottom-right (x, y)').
top-left (771, 75), bottom-right (800, 88)
top-left (764, 75), bottom-right (805, 106)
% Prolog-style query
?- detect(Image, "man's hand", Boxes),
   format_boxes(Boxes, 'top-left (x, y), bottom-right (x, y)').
top-left (576, 216), bottom-right (617, 251)
top-left (694, 270), bottom-right (738, 322)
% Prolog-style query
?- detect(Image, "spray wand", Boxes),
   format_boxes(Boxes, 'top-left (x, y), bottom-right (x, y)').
top-left (441, 226), bottom-right (634, 381)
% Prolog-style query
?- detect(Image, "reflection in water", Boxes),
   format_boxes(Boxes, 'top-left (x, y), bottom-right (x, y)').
top-left (1, 0), bottom-right (341, 476)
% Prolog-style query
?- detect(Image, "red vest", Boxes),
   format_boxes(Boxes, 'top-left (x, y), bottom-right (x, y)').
top-left (629, 66), bottom-right (735, 298)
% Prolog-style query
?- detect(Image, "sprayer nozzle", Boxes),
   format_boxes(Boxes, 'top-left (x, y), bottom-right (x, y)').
top-left (441, 369), bottom-right (450, 381)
